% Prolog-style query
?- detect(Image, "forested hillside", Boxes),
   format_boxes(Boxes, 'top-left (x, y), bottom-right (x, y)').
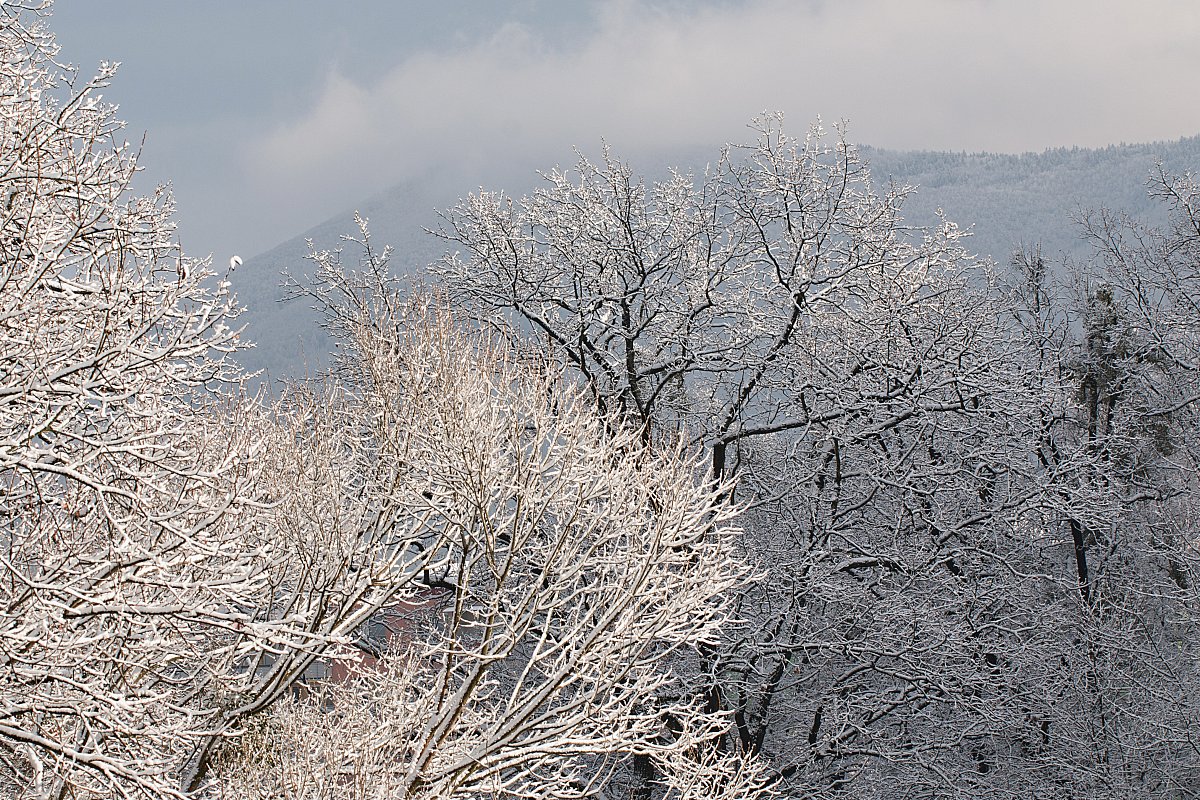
top-left (5, 3), bottom-right (1200, 798)
top-left (865, 136), bottom-right (1200, 261)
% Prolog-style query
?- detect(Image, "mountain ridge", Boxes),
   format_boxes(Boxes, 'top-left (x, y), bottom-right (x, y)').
top-left (231, 134), bottom-right (1200, 379)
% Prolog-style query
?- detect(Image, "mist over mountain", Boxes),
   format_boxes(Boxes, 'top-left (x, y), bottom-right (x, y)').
top-left (231, 134), bottom-right (1200, 380)
top-left (230, 166), bottom-right (464, 381)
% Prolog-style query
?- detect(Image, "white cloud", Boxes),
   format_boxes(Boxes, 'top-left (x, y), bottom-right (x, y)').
top-left (239, 0), bottom-right (1200, 243)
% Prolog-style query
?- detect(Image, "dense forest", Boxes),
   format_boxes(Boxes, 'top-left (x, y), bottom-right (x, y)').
top-left (4, 4), bottom-right (1200, 799)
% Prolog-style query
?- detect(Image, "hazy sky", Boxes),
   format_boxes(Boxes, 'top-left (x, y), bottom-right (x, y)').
top-left (49, 0), bottom-right (1200, 265)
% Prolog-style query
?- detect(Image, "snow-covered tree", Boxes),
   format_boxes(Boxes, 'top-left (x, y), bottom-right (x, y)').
top-left (428, 118), bottom-right (1143, 797)
top-left (212, 231), bottom-right (773, 800)
top-left (0, 8), bottom-right (420, 796)
top-left (0, 5), bottom-right (281, 797)
top-left (999, 169), bottom-right (1200, 798)
top-left (0, 7), bottom-right (772, 796)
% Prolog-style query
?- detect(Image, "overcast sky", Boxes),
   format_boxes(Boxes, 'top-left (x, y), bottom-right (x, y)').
top-left (49, 0), bottom-right (1200, 264)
